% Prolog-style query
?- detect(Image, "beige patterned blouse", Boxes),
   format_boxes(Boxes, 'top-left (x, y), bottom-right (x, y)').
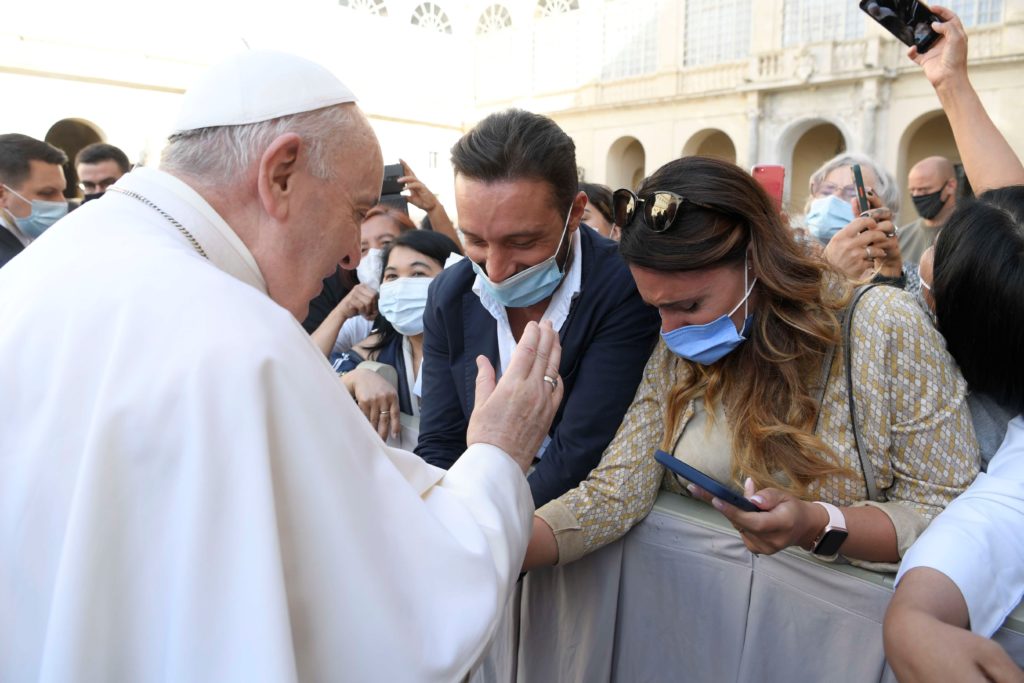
top-left (536, 285), bottom-right (980, 567)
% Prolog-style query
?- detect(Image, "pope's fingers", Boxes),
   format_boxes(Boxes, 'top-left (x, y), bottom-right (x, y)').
top-left (473, 355), bottom-right (497, 410)
top-left (531, 322), bottom-right (560, 385)
top-left (503, 321), bottom-right (541, 381)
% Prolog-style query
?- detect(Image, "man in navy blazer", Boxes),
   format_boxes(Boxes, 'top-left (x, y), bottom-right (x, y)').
top-left (415, 110), bottom-right (660, 507)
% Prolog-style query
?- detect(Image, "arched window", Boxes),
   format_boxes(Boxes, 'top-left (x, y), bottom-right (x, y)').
top-left (411, 2), bottom-right (453, 33)
top-left (338, 0), bottom-right (388, 17)
top-left (948, 0), bottom-right (1003, 26)
top-left (477, 4), bottom-right (513, 34)
top-left (536, 0), bottom-right (579, 18)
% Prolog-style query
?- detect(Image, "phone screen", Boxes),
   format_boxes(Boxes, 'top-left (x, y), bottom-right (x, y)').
top-left (859, 0), bottom-right (941, 53)
top-left (654, 450), bottom-right (762, 513)
top-left (752, 165), bottom-right (785, 212)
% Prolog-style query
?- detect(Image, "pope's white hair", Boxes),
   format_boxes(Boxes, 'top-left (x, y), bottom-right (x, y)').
top-left (160, 103), bottom-right (358, 184)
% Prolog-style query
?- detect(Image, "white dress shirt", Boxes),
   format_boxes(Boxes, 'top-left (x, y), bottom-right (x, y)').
top-left (897, 415), bottom-right (1024, 636)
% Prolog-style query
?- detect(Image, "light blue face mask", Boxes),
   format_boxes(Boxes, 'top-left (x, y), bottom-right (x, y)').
top-left (471, 209), bottom-right (571, 308)
top-left (3, 184), bottom-right (67, 239)
top-left (661, 261), bottom-right (757, 366)
top-left (805, 194), bottom-right (855, 245)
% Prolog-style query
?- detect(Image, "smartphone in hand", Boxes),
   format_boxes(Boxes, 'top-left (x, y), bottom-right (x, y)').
top-left (752, 165), bottom-right (786, 213)
top-left (859, 0), bottom-right (942, 53)
top-left (654, 450), bottom-right (763, 513)
top-left (851, 164), bottom-right (871, 214)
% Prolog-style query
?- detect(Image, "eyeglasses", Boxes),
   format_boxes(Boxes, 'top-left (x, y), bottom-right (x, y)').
top-left (612, 189), bottom-right (717, 233)
top-left (814, 182), bottom-right (858, 200)
top-left (79, 178), bottom-right (119, 193)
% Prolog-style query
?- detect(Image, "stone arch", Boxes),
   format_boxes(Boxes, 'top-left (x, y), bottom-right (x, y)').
top-left (777, 117), bottom-right (849, 214)
top-left (606, 136), bottom-right (645, 191)
top-left (45, 118), bottom-right (104, 199)
top-left (682, 128), bottom-right (737, 163)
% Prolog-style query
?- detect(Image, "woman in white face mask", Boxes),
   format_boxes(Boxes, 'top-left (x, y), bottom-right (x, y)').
top-left (333, 229), bottom-right (461, 440)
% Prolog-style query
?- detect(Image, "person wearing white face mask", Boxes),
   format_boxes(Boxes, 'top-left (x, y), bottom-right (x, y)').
top-left (525, 155), bottom-right (978, 576)
top-left (333, 229), bottom-right (461, 441)
top-left (0, 134), bottom-right (69, 268)
top-left (309, 203), bottom-right (416, 356)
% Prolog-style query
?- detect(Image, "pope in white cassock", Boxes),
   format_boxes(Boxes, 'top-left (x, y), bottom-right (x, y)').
top-left (0, 51), bottom-right (565, 682)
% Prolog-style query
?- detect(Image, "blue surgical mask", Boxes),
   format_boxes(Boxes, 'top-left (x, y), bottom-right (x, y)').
top-left (3, 184), bottom-right (67, 239)
top-left (805, 195), bottom-right (855, 245)
top-left (471, 209), bottom-right (571, 308)
top-left (378, 276), bottom-right (433, 336)
top-left (662, 261), bottom-right (757, 366)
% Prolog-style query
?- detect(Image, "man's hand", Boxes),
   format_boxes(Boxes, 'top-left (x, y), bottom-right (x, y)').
top-left (467, 321), bottom-right (563, 473)
top-left (342, 368), bottom-right (401, 440)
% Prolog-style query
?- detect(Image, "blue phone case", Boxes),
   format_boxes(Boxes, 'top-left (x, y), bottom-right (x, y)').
top-left (654, 450), bottom-right (762, 513)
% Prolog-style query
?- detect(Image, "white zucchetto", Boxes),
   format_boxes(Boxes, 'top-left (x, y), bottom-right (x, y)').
top-left (172, 50), bottom-right (358, 134)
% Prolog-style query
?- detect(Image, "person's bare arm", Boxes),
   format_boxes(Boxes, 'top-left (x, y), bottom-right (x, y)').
top-left (398, 159), bottom-right (460, 245)
top-left (913, 7), bottom-right (1024, 193)
top-left (310, 284), bottom-right (377, 356)
top-left (885, 567), bottom-right (1024, 683)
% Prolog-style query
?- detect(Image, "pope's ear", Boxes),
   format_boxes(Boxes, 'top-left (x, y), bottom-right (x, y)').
top-left (257, 133), bottom-right (302, 220)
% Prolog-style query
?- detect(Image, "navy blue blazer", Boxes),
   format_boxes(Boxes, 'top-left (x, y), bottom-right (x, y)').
top-left (415, 225), bottom-right (661, 507)
top-left (0, 225), bottom-right (24, 269)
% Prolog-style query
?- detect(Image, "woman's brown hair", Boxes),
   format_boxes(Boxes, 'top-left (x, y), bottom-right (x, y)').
top-left (619, 156), bottom-right (854, 495)
top-left (364, 203), bottom-right (417, 233)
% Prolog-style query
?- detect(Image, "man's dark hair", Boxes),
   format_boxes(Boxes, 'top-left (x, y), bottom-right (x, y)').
top-left (75, 142), bottom-right (131, 173)
top-left (451, 109), bottom-right (578, 214)
top-left (934, 185), bottom-right (1024, 413)
top-left (0, 134), bottom-right (68, 188)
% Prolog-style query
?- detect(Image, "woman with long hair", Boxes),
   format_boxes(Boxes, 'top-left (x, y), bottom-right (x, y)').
top-left (524, 154), bottom-right (978, 569)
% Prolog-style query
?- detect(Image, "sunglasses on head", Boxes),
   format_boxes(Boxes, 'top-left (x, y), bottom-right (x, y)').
top-left (612, 189), bottom-right (718, 234)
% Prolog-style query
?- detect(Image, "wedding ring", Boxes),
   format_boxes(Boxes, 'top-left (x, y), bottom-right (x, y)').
top-left (865, 246), bottom-right (872, 259)
top-left (379, 411), bottom-right (390, 416)
top-left (542, 375), bottom-right (559, 392)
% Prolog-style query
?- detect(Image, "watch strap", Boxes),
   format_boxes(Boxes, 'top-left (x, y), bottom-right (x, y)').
top-left (809, 501), bottom-right (847, 553)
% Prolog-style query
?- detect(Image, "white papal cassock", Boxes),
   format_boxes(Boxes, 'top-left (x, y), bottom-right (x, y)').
top-left (0, 166), bottom-right (533, 682)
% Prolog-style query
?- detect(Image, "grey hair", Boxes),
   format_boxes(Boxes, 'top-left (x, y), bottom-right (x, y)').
top-left (160, 103), bottom-right (359, 183)
top-left (806, 152), bottom-right (901, 215)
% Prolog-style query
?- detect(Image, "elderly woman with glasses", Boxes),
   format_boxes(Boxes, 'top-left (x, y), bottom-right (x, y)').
top-left (523, 155), bottom-right (978, 570)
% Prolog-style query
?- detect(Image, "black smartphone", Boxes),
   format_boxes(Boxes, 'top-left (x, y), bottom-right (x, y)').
top-left (654, 450), bottom-right (762, 513)
top-left (859, 0), bottom-right (942, 53)
top-left (379, 162), bottom-right (408, 213)
top-left (851, 164), bottom-right (871, 214)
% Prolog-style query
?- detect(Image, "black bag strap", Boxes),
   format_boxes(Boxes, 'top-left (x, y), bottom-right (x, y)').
top-left (815, 284), bottom-right (882, 502)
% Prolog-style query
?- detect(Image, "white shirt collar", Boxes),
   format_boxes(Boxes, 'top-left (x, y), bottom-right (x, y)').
top-left (471, 227), bottom-right (583, 374)
top-left (113, 167), bottom-right (268, 295)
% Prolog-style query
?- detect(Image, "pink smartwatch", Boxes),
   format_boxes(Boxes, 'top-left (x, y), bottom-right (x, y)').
top-left (808, 502), bottom-right (848, 556)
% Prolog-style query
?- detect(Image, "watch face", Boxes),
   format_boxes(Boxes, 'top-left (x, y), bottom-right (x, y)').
top-left (813, 529), bottom-right (849, 556)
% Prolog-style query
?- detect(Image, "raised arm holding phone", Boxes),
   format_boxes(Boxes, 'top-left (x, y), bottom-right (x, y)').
top-left (882, 7), bottom-right (1024, 682)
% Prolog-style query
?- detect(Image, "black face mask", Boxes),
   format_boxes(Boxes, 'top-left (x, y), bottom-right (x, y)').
top-left (81, 192), bottom-right (104, 204)
top-left (912, 187), bottom-right (948, 220)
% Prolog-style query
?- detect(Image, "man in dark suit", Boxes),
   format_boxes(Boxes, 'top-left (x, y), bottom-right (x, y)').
top-left (416, 109), bottom-right (660, 507)
top-left (0, 134), bottom-right (68, 268)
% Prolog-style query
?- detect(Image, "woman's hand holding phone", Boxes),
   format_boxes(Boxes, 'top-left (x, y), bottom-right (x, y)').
top-left (687, 478), bottom-right (830, 556)
top-left (822, 190), bottom-right (902, 280)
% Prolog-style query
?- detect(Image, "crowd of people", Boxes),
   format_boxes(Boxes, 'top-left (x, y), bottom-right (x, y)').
top-left (0, 6), bottom-right (1021, 682)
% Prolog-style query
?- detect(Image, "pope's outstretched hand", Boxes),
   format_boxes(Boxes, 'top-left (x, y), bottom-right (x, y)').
top-left (467, 320), bottom-right (563, 473)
